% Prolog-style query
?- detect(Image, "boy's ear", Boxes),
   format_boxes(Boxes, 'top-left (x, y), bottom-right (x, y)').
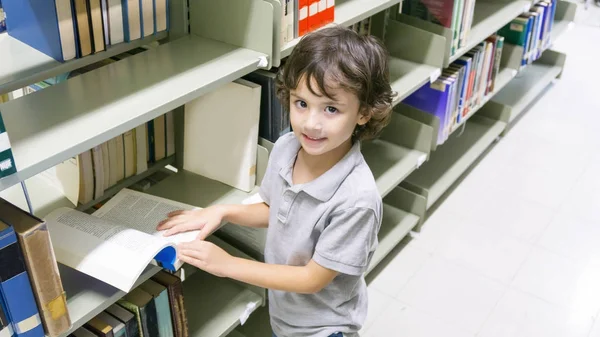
top-left (357, 108), bottom-right (372, 126)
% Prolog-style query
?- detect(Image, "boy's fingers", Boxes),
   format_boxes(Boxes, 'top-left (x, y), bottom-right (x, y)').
top-left (164, 221), bottom-right (205, 236)
top-left (167, 210), bottom-right (187, 217)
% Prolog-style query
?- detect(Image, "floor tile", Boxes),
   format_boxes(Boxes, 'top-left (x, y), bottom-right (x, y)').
top-left (359, 287), bottom-right (394, 335)
top-left (537, 211), bottom-right (600, 263)
top-left (478, 288), bottom-right (594, 337)
top-left (363, 299), bottom-right (474, 337)
top-left (395, 256), bottom-right (506, 333)
top-left (368, 243), bottom-right (431, 297)
top-left (511, 247), bottom-right (600, 317)
top-left (431, 216), bottom-right (532, 284)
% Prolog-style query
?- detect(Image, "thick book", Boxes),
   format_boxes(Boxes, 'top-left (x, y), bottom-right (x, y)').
top-left (84, 316), bottom-right (114, 337)
top-left (138, 280), bottom-right (173, 337)
top-left (183, 79), bottom-right (261, 192)
top-left (95, 312), bottom-right (126, 337)
top-left (150, 271), bottom-right (187, 337)
top-left (1, 0), bottom-right (76, 61)
top-left (0, 199), bottom-right (70, 337)
top-left (403, 79), bottom-right (452, 144)
top-left (117, 288), bottom-right (159, 337)
top-left (105, 304), bottom-right (139, 337)
top-left (43, 188), bottom-right (198, 292)
top-left (0, 222), bottom-right (44, 337)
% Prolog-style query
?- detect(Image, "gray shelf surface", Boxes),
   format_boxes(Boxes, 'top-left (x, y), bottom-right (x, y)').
top-left (450, 0), bottom-right (531, 63)
top-left (280, 0), bottom-right (401, 58)
top-left (404, 116), bottom-right (506, 209)
top-left (390, 57), bottom-right (441, 105)
top-left (449, 67), bottom-right (518, 134)
top-left (145, 170), bottom-right (259, 208)
top-left (362, 139), bottom-right (427, 198)
top-left (366, 203), bottom-right (420, 274)
top-left (0, 31), bottom-right (167, 95)
top-left (183, 269), bottom-right (264, 337)
top-left (0, 34), bottom-right (266, 193)
top-left (491, 63), bottom-right (563, 122)
top-left (55, 264), bottom-right (161, 337)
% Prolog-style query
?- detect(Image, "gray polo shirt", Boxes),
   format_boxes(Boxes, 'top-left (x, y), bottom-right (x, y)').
top-left (259, 132), bottom-right (382, 337)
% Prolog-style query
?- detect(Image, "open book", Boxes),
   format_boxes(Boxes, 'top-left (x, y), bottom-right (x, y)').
top-left (45, 189), bottom-right (198, 292)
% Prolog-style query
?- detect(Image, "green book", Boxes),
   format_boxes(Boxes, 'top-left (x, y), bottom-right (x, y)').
top-left (0, 112), bottom-right (16, 179)
top-left (138, 279), bottom-right (174, 337)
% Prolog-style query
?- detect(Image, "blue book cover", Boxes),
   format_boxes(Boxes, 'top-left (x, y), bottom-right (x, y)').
top-left (0, 295), bottom-right (14, 337)
top-left (122, 0), bottom-right (142, 42)
top-left (0, 223), bottom-right (43, 337)
top-left (403, 80), bottom-right (451, 144)
top-left (1, 0), bottom-right (76, 61)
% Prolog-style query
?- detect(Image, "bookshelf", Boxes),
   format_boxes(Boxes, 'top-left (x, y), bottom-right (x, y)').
top-left (0, 31), bottom-right (168, 95)
top-left (0, 0), bottom-right (577, 335)
top-left (401, 115), bottom-right (507, 210)
top-left (280, 0), bottom-right (402, 58)
top-left (55, 264), bottom-right (162, 337)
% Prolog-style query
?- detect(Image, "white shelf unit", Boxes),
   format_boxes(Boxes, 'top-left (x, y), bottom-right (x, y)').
top-left (401, 115), bottom-right (507, 210)
top-left (180, 236), bottom-right (265, 337)
top-left (488, 50), bottom-right (566, 124)
top-left (0, 0), bottom-right (276, 194)
top-left (0, 31), bottom-right (168, 95)
top-left (0, 0), bottom-right (576, 335)
top-left (395, 0), bottom-right (531, 67)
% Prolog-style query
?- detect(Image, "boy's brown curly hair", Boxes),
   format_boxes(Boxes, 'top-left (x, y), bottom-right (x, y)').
top-left (275, 24), bottom-right (396, 141)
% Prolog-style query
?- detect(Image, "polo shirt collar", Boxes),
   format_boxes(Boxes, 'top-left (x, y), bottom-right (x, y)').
top-left (277, 135), bottom-right (362, 202)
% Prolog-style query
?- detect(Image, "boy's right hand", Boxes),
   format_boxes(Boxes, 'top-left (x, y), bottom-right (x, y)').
top-left (157, 205), bottom-right (227, 240)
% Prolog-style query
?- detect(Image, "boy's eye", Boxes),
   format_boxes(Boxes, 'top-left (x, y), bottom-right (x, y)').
top-left (325, 106), bottom-right (338, 114)
top-left (295, 100), bottom-right (308, 109)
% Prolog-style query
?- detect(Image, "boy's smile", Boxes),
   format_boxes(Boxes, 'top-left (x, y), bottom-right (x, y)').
top-left (289, 75), bottom-right (370, 160)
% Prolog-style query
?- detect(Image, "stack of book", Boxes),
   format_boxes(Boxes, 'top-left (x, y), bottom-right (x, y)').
top-left (350, 17), bottom-right (372, 36)
top-left (70, 271), bottom-right (188, 337)
top-left (281, 0), bottom-right (335, 43)
top-left (401, 0), bottom-right (476, 55)
top-left (402, 34), bottom-right (504, 144)
top-left (0, 0), bottom-right (168, 62)
top-left (498, 0), bottom-right (557, 68)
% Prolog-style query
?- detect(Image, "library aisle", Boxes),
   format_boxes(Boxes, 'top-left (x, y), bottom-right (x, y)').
top-left (362, 3), bottom-right (600, 337)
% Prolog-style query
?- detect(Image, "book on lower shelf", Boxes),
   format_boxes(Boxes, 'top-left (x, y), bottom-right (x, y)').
top-left (0, 112), bottom-right (16, 180)
top-left (497, 0), bottom-right (557, 69)
top-left (400, 32), bottom-right (505, 144)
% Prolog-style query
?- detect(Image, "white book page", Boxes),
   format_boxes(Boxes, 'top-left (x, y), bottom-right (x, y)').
top-left (93, 188), bottom-right (200, 245)
top-left (45, 207), bottom-right (171, 292)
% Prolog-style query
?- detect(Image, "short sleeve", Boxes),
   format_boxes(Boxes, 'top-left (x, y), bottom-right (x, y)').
top-left (313, 207), bottom-right (380, 276)
top-left (258, 156), bottom-right (276, 205)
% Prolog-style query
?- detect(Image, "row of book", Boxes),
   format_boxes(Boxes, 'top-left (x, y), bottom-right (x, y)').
top-left (1, 0), bottom-right (168, 62)
top-left (68, 271), bottom-right (188, 337)
top-left (0, 198), bottom-right (71, 337)
top-left (498, 0), bottom-right (557, 68)
top-left (350, 17), bottom-right (373, 36)
top-left (402, 33), bottom-right (505, 144)
top-left (281, 0), bottom-right (335, 43)
top-left (401, 0), bottom-right (475, 55)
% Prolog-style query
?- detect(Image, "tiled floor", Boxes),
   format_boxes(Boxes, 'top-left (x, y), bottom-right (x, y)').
top-left (362, 3), bottom-right (600, 337)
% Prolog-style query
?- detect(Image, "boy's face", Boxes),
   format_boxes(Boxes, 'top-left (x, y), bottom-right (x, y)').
top-left (289, 75), bottom-right (369, 157)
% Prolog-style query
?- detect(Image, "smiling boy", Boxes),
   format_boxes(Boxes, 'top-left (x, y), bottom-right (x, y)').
top-left (158, 25), bottom-right (396, 337)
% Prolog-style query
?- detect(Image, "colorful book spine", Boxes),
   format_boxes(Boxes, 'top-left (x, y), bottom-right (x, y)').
top-left (0, 112), bottom-right (17, 180)
top-left (0, 223), bottom-right (44, 337)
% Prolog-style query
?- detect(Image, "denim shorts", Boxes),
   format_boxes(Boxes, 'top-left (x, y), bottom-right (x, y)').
top-left (273, 333), bottom-right (343, 337)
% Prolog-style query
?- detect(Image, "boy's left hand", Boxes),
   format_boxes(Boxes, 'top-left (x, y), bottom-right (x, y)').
top-left (177, 240), bottom-right (233, 278)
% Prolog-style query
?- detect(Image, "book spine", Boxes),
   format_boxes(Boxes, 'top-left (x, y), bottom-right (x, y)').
top-left (0, 113), bottom-right (17, 179)
top-left (0, 227), bottom-right (44, 337)
top-left (325, 0), bottom-right (334, 25)
top-left (10, 220), bottom-right (70, 337)
top-left (298, 0), bottom-right (308, 36)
